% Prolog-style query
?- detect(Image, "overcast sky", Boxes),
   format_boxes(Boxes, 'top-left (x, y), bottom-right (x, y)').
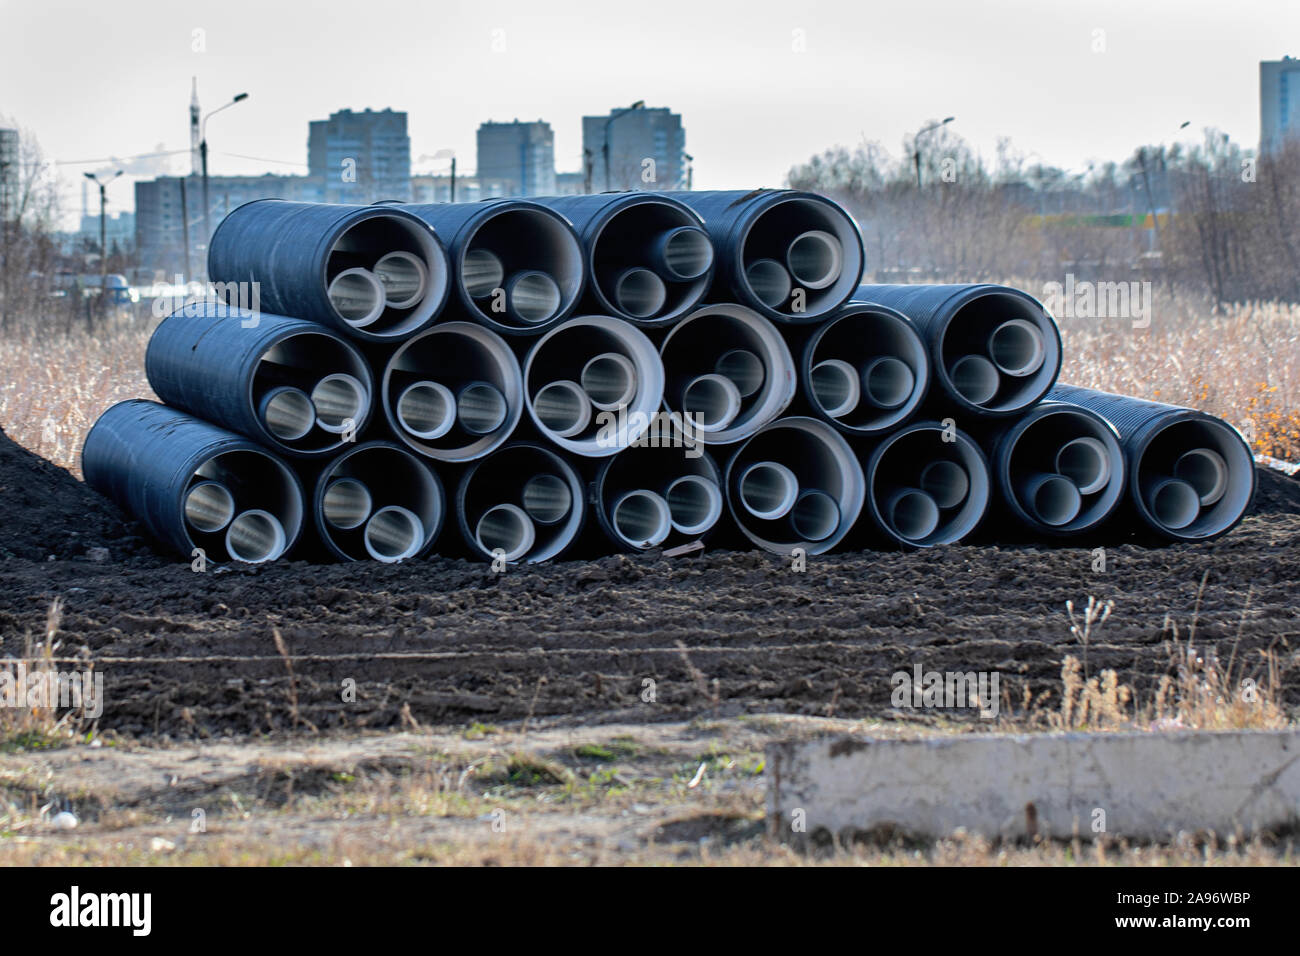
top-left (1, 0), bottom-right (1294, 227)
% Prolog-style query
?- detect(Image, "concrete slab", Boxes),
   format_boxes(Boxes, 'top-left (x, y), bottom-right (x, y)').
top-left (767, 730), bottom-right (1300, 843)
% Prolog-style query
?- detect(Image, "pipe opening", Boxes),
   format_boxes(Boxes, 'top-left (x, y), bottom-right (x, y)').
top-left (790, 490), bottom-right (840, 541)
top-left (656, 226), bottom-right (714, 281)
top-left (666, 475), bottom-right (723, 536)
top-left (862, 356), bottom-right (916, 409)
top-left (475, 503), bottom-right (536, 562)
top-left (327, 268), bottom-right (386, 328)
top-left (739, 461), bottom-right (800, 520)
top-left (225, 509), bottom-right (288, 563)
top-left (312, 373), bottom-right (368, 434)
top-left (988, 318), bottom-right (1046, 377)
top-left (682, 374), bottom-right (742, 432)
top-left (1146, 478), bottom-right (1201, 531)
top-left (612, 267), bottom-right (668, 319)
top-left (522, 473), bottom-right (572, 525)
top-left (886, 488), bottom-right (941, 542)
top-left (581, 353), bottom-right (638, 411)
top-left (397, 381), bottom-right (456, 440)
top-left (373, 251), bottom-right (427, 310)
top-left (1020, 473), bottom-right (1082, 527)
top-left (323, 477), bottom-right (373, 530)
top-left (533, 380), bottom-right (592, 438)
top-left (185, 481), bottom-right (235, 534)
top-left (1055, 436), bottom-right (1111, 496)
top-left (506, 271), bottom-right (561, 324)
top-left (364, 505), bottom-right (423, 562)
top-left (919, 460), bottom-right (970, 510)
top-left (715, 349), bottom-right (766, 399)
top-left (785, 230), bottom-right (843, 291)
top-left (745, 259), bottom-right (792, 308)
top-left (457, 382), bottom-right (508, 435)
top-left (1174, 448), bottom-right (1228, 506)
top-left (463, 247), bottom-right (505, 299)
top-left (260, 386), bottom-right (315, 441)
top-left (810, 359), bottom-right (860, 418)
top-left (611, 490), bottom-right (672, 549)
top-left (949, 355), bottom-right (1000, 406)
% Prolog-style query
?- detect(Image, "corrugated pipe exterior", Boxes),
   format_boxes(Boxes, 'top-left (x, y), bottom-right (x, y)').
top-left (82, 399), bottom-right (304, 563)
top-left (396, 199), bottom-right (586, 336)
top-left (658, 302), bottom-right (797, 445)
top-left (206, 199), bottom-right (451, 342)
top-left (859, 420), bottom-right (991, 547)
top-left (984, 402), bottom-right (1126, 536)
top-left (1048, 384), bottom-right (1255, 541)
top-left (590, 445), bottom-right (726, 552)
top-left (852, 284), bottom-right (1062, 417)
top-left (311, 441), bottom-right (445, 562)
top-left (673, 189), bottom-right (865, 323)
top-left (381, 321), bottom-right (523, 462)
top-left (797, 302), bottom-right (931, 436)
top-left (455, 442), bottom-right (587, 563)
top-left (146, 303), bottom-right (374, 458)
top-left (724, 416), bottom-right (864, 555)
top-left (530, 193), bottom-right (714, 327)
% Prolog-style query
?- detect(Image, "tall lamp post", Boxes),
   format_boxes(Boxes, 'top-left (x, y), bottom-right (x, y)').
top-left (201, 92), bottom-right (249, 246)
top-left (418, 150), bottom-right (456, 201)
top-left (913, 116), bottom-right (955, 188)
top-left (83, 169), bottom-right (123, 310)
top-left (603, 100), bottom-right (644, 192)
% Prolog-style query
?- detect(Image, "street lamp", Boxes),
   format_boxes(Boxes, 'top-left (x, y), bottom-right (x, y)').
top-left (913, 116), bottom-right (954, 188)
top-left (603, 100), bottom-right (645, 192)
top-left (83, 169), bottom-right (123, 308)
top-left (417, 149), bottom-right (457, 201)
top-left (201, 92), bottom-right (249, 242)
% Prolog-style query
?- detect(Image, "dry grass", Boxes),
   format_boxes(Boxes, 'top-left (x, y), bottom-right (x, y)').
top-left (0, 315), bottom-right (156, 479)
top-left (1046, 286), bottom-right (1300, 460)
top-left (0, 599), bottom-right (93, 752)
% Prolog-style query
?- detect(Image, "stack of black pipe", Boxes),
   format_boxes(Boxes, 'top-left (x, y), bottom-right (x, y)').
top-left (81, 190), bottom-right (1256, 565)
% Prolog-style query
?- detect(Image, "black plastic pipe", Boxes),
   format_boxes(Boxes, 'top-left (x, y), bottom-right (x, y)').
top-left (382, 320), bottom-right (524, 462)
top-left (658, 303), bottom-right (797, 445)
top-left (523, 315), bottom-right (664, 456)
top-left (311, 441), bottom-right (445, 562)
top-left (82, 399), bottom-right (304, 563)
top-left (858, 420), bottom-right (991, 547)
top-left (207, 199), bottom-right (450, 342)
top-left (1048, 385), bottom-right (1255, 541)
top-left (797, 302), bottom-right (930, 436)
top-left (455, 442), bottom-right (587, 563)
top-left (983, 401), bottom-right (1126, 536)
top-left (590, 445), bottom-right (725, 552)
top-left (851, 284), bottom-right (1062, 417)
top-left (723, 416), bottom-right (865, 555)
top-left (146, 303), bottom-right (374, 458)
top-left (529, 193), bottom-right (714, 326)
top-left (395, 199), bottom-right (586, 336)
top-left (672, 189), bottom-right (865, 323)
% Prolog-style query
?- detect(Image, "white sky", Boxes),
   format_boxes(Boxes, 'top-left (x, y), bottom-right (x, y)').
top-left (1, 0), bottom-right (1294, 228)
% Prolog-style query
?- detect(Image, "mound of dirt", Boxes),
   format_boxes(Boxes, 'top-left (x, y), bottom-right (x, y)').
top-left (0, 426), bottom-right (148, 562)
top-left (2, 427), bottom-right (1298, 739)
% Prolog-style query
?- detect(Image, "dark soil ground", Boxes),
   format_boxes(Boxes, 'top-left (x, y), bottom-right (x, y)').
top-left (1, 426), bottom-right (1298, 739)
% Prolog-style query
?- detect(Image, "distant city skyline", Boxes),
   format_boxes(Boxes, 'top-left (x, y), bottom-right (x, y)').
top-left (2, 0), bottom-right (1297, 229)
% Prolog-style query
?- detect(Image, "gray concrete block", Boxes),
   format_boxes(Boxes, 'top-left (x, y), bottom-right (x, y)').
top-left (767, 730), bottom-right (1300, 843)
